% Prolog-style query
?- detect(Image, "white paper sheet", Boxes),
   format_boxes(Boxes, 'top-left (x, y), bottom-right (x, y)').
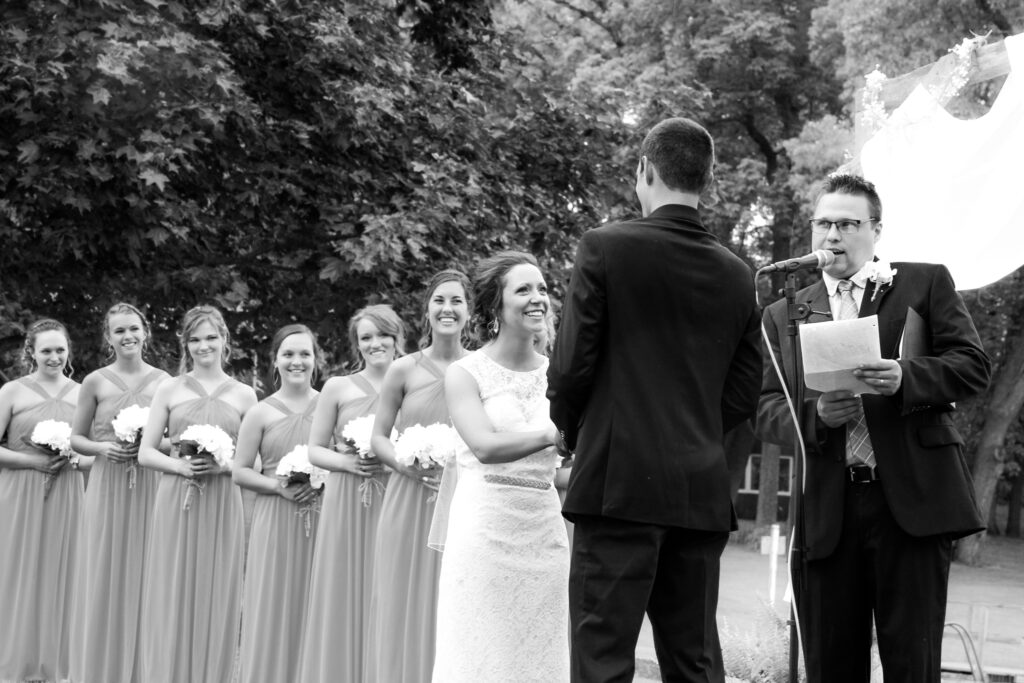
top-left (800, 315), bottom-right (881, 395)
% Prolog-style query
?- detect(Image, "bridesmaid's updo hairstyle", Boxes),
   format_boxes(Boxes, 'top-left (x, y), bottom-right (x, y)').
top-left (177, 305), bottom-right (231, 375)
top-left (348, 305), bottom-right (407, 370)
top-left (418, 268), bottom-right (472, 349)
top-left (21, 318), bottom-right (74, 377)
top-left (102, 301), bottom-right (152, 359)
top-left (269, 323), bottom-right (324, 387)
top-left (471, 251), bottom-right (540, 343)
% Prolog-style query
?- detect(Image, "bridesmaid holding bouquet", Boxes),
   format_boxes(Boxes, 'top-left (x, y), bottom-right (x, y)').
top-left (299, 305), bottom-right (406, 683)
top-left (234, 324), bottom-right (322, 683)
top-left (138, 305), bottom-right (257, 683)
top-left (69, 302), bottom-right (169, 683)
top-left (0, 319), bottom-right (83, 683)
top-left (365, 271), bottom-right (471, 683)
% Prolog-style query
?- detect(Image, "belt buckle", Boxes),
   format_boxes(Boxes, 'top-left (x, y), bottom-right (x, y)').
top-left (847, 465), bottom-right (878, 483)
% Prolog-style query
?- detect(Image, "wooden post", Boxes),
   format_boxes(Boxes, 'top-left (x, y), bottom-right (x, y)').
top-left (756, 442), bottom-right (782, 527)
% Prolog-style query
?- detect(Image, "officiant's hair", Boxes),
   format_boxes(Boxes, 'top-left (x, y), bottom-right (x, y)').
top-left (639, 117), bottom-right (714, 194)
top-left (471, 250), bottom-right (541, 343)
top-left (269, 323), bottom-right (324, 388)
top-left (348, 305), bottom-right (407, 369)
top-left (177, 305), bottom-right (231, 374)
top-left (21, 318), bottom-right (74, 377)
top-left (818, 174), bottom-right (883, 220)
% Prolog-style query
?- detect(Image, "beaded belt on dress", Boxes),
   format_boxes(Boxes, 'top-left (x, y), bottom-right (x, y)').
top-left (482, 474), bottom-right (551, 490)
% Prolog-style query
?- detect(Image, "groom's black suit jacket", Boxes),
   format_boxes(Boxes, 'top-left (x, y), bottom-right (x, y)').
top-left (756, 262), bottom-right (989, 560)
top-left (547, 204), bottom-right (763, 531)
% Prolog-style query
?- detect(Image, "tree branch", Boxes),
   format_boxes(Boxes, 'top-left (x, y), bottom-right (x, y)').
top-left (548, 0), bottom-right (623, 49)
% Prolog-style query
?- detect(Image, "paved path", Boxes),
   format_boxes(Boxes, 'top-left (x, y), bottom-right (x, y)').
top-left (633, 539), bottom-right (1024, 681)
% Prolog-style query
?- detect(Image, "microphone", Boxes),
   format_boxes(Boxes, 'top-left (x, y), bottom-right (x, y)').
top-left (761, 249), bottom-right (835, 273)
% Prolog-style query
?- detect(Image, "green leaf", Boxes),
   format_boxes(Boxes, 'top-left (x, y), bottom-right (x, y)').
top-left (140, 168), bottom-right (170, 191)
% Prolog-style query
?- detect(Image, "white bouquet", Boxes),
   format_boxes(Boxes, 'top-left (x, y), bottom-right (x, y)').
top-left (340, 415), bottom-right (376, 457)
top-left (177, 424), bottom-right (235, 510)
top-left (111, 404), bottom-right (150, 445)
top-left (275, 444), bottom-right (329, 491)
top-left (394, 423), bottom-right (457, 469)
top-left (275, 444), bottom-right (327, 537)
top-left (179, 423), bottom-right (235, 468)
top-left (29, 419), bottom-right (73, 499)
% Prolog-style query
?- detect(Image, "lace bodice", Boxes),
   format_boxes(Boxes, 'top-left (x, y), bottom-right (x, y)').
top-left (452, 351), bottom-right (557, 482)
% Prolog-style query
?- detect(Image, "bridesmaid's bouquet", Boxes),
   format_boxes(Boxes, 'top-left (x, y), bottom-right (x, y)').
top-left (28, 419), bottom-right (73, 499)
top-left (275, 444), bottom-right (327, 537)
top-left (395, 423), bottom-right (457, 503)
top-left (111, 404), bottom-right (150, 489)
top-left (177, 424), bottom-right (235, 510)
top-left (340, 414), bottom-right (392, 507)
top-left (394, 423), bottom-right (457, 470)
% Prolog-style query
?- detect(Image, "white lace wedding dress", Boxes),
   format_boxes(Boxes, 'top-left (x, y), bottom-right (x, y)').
top-left (432, 351), bottom-right (570, 683)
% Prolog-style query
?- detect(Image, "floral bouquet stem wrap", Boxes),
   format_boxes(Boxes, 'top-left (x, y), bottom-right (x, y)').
top-left (177, 424), bottom-right (234, 511)
top-left (27, 419), bottom-right (73, 500)
top-left (341, 414), bottom-right (391, 507)
top-left (111, 404), bottom-right (150, 489)
top-left (275, 445), bottom-right (327, 537)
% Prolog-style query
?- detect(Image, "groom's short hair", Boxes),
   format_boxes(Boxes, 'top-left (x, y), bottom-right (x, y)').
top-left (639, 118), bottom-right (714, 194)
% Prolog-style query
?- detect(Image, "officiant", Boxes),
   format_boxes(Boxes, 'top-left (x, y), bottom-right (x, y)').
top-left (756, 173), bottom-right (991, 683)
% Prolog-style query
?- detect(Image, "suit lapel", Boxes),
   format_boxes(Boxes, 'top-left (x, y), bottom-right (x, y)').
top-left (859, 277), bottom-right (894, 319)
top-left (802, 281), bottom-right (832, 324)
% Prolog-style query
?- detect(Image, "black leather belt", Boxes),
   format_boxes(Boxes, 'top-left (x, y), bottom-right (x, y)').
top-left (847, 465), bottom-right (880, 483)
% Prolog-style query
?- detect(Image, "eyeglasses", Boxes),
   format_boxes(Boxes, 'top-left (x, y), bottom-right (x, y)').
top-left (808, 218), bottom-right (879, 234)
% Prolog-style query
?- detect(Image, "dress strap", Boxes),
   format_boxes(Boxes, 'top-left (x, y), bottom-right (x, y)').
top-left (263, 396), bottom-right (293, 416)
top-left (99, 367), bottom-right (130, 391)
top-left (137, 369), bottom-right (166, 392)
top-left (303, 395), bottom-right (319, 418)
top-left (208, 379), bottom-right (237, 400)
top-left (54, 381), bottom-right (75, 401)
top-left (349, 373), bottom-right (378, 398)
top-left (416, 352), bottom-right (445, 381)
top-left (18, 377), bottom-right (53, 401)
top-left (182, 374), bottom-right (208, 398)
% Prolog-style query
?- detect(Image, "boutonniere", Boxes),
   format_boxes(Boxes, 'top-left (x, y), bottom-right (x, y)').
top-left (866, 261), bottom-right (897, 301)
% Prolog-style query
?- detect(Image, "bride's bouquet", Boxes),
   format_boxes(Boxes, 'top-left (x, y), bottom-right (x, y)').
top-left (111, 404), bottom-right (150, 488)
top-left (275, 444), bottom-right (327, 537)
top-left (395, 423), bottom-right (457, 503)
top-left (340, 414), bottom-right (393, 506)
top-left (28, 419), bottom-right (73, 499)
top-left (178, 424), bottom-right (235, 510)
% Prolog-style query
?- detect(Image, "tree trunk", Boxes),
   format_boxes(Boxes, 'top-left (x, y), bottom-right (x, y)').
top-left (956, 330), bottom-right (1024, 564)
top-left (1007, 470), bottom-right (1022, 538)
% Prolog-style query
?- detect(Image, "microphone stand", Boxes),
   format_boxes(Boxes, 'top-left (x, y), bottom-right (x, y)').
top-left (784, 271), bottom-right (812, 683)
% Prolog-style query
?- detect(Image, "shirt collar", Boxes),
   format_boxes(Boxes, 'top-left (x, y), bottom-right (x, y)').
top-left (822, 262), bottom-right (872, 297)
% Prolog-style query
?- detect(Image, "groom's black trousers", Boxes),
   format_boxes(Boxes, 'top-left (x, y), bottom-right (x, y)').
top-left (569, 515), bottom-right (728, 683)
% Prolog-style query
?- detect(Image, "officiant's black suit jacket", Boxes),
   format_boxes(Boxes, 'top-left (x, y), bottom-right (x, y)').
top-left (547, 204), bottom-right (763, 530)
top-left (756, 262), bottom-right (989, 560)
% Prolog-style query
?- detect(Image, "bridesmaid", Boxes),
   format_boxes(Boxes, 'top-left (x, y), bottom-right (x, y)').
top-left (299, 305), bottom-right (406, 683)
top-left (137, 305), bottom-right (257, 683)
top-left (365, 270), bottom-right (471, 683)
top-left (0, 319), bottom-right (83, 683)
top-left (234, 324), bottom-right (321, 683)
top-left (69, 303), bottom-right (169, 683)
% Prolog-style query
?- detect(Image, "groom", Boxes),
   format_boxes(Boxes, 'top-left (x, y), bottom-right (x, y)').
top-left (548, 117), bottom-right (762, 682)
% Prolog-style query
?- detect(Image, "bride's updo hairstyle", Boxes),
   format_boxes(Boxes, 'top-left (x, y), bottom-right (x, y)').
top-left (471, 251), bottom-right (540, 343)
top-left (176, 305), bottom-right (232, 374)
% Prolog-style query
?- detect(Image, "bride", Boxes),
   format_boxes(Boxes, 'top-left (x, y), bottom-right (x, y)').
top-left (432, 251), bottom-right (569, 682)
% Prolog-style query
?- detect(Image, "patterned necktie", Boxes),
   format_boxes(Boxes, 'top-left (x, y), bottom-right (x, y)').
top-left (837, 280), bottom-right (876, 468)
